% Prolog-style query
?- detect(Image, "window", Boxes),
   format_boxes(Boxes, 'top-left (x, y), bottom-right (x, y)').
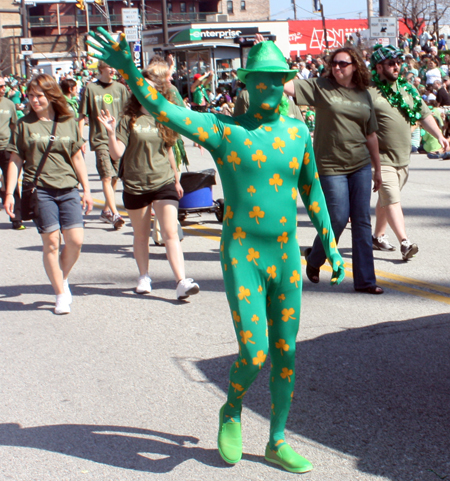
top-left (188, 3), bottom-right (196, 12)
top-left (227, 0), bottom-right (233, 14)
top-left (168, 2), bottom-right (172, 12)
top-left (240, 0), bottom-right (245, 10)
top-left (180, 2), bottom-right (186, 12)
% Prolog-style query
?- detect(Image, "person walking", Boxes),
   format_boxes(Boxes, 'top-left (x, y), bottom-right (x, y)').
top-left (0, 76), bottom-right (23, 230)
top-left (370, 45), bottom-right (449, 260)
top-left (98, 62), bottom-right (199, 299)
top-left (78, 60), bottom-right (128, 229)
top-left (87, 28), bottom-right (345, 474)
top-left (4, 73), bottom-right (93, 314)
top-left (284, 47), bottom-right (384, 294)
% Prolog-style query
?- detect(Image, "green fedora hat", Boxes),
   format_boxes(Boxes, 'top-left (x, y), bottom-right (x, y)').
top-left (237, 41), bottom-right (298, 84)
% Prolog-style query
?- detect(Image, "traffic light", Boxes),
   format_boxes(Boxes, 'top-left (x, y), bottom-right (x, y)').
top-left (76, 0), bottom-right (85, 10)
top-left (94, 0), bottom-right (104, 5)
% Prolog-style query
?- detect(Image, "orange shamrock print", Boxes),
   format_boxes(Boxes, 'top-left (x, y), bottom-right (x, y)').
top-left (267, 265), bottom-right (277, 281)
top-left (261, 103), bottom-right (272, 110)
top-left (281, 307), bottom-right (295, 322)
top-left (231, 258), bottom-right (238, 267)
top-left (280, 216), bottom-right (287, 226)
top-left (212, 124), bottom-right (219, 134)
top-left (240, 330), bottom-right (255, 344)
top-left (244, 139), bottom-right (252, 148)
top-left (233, 226), bottom-right (246, 245)
top-left (256, 82), bottom-right (267, 93)
top-left (315, 172), bottom-right (319, 179)
top-left (231, 382), bottom-right (244, 392)
top-left (249, 206), bottom-right (265, 224)
top-left (277, 232), bottom-right (288, 249)
top-left (278, 293), bottom-right (286, 301)
top-left (242, 358), bottom-right (248, 366)
top-left (227, 151), bottom-right (241, 171)
top-left (302, 184), bottom-right (311, 196)
top-left (269, 174), bottom-right (283, 192)
top-left (184, 117), bottom-right (192, 126)
top-left (330, 238), bottom-right (337, 249)
top-left (303, 151), bottom-right (310, 164)
top-left (282, 253), bottom-right (288, 262)
top-left (193, 127), bottom-right (209, 142)
top-left (323, 228), bottom-right (328, 235)
top-left (155, 111), bottom-right (169, 123)
top-left (145, 85), bottom-right (158, 100)
top-left (275, 339), bottom-right (290, 355)
top-left (290, 270), bottom-right (300, 287)
top-left (246, 247), bottom-right (260, 265)
top-left (136, 77), bottom-right (144, 87)
top-left (292, 187), bottom-right (297, 200)
top-left (232, 311), bottom-right (240, 326)
top-left (252, 150), bottom-right (267, 168)
top-left (118, 69), bottom-right (129, 80)
top-left (254, 112), bottom-right (263, 120)
top-left (251, 314), bottom-right (259, 324)
top-left (238, 286), bottom-right (251, 303)
top-left (223, 126), bottom-right (232, 143)
top-left (309, 201), bottom-right (320, 216)
top-left (223, 205), bottom-right (234, 225)
top-left (253, 350), bottom-right (267, 369)
top-left (290, 157), bottom-right (299, 174)
top-left (279, 116), bottom-right (286, 123)
top-left (287, 126), bottom-right (301, 140)
top-left (264, 126), bottom-right (272, 132)
top-left (268, 318), bottom-right (274, 326)
top-left (280, 367), bottom-right (293, 382)
top-left (247, 185), bottom-right (256, 196)
top-left (217, 157), bottom-right (224, 166)
top-left (258, 285), bottom-right (263, 293)
top-left (272, 137), bottom-right (285, 153)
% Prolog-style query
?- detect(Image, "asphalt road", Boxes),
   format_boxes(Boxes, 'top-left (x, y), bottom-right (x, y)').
top-left (1, 138), bottom-right (449, 481)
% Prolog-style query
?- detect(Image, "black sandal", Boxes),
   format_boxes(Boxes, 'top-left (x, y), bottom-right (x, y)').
top-left (304, 247), bottom-right (320, 284)
top-left (355, 285), bottom-right (384, 295)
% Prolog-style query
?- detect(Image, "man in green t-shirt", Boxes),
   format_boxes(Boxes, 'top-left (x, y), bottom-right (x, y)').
top-left (78, 60), bottom-right (129, 229)
top-left (369, 45), bottom-right (449, 261)
top-left (0, 77), bottom-right (23, 230)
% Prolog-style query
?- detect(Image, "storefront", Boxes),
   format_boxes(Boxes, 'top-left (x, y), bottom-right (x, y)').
top-left (142, 21), bottom-right (289, 99)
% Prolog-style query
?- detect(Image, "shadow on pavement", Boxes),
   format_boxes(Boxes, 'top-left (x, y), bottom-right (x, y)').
top-left (196, 313), bottom-right (450, 481)
top-left (0, 423), bottom-right (262, 472)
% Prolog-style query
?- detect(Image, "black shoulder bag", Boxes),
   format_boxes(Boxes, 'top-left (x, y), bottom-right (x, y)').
top-left (21, 115), bottom-right (58, 221)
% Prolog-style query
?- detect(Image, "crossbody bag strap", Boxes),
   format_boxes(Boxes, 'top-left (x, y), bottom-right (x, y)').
top-left (32, 113), bottom-right (59, 186)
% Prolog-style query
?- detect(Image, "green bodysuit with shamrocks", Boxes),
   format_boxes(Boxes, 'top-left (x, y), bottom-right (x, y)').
top-left (88, 30), bottom-right (345, 451)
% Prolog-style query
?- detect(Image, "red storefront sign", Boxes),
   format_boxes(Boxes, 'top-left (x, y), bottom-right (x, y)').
top-left (289, 19), bottom-right (412, 57)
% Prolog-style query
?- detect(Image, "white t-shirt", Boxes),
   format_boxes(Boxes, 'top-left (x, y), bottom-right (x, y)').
top-left (426, 68), bottom-right (442, 85)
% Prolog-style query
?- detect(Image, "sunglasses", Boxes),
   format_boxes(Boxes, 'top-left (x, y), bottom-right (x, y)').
top-left (384, 59), bottom-right (402, 67)
top-left (331, 60), bottom-right (353, 69)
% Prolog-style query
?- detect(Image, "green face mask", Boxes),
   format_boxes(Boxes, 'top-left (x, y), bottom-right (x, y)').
top-left (245, 72), bottom-right (285, 116)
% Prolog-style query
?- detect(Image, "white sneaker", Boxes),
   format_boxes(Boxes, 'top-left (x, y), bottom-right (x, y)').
top-left (63, 279), bottom-right (72, 304)
top-left (176, 278), bottom-right (200, 300)
top-left (136, 274), bottom-right (152, 294)
top-left (55, 294), bottom-right (71, 315)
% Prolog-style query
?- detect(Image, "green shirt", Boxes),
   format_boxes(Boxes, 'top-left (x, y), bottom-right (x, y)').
top-left (369, 83), bottom-right (430, 167)
top-left (0, 97), bottom-right (18, 150)
top-left (294, 77), bottom-right (378, 175)
top-left (79, 80), bottom-right (129, 151)
top-left (8, 112), bottom-right (84, 189)
top-left (192, 85), bottom-right (208, 106)
top-left (116, 112), bottom-right (174, 195)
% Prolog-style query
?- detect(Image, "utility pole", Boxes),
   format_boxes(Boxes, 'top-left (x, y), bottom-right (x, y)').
top-left (379, 0), bottom-right (389, 16)
top-left (20, 0), bottom-right (30, 77)
top-left (141, 0), bottom-right (146, 29)
top-left (292, 0), bottom-right (297, 20)
top-left (161, 0), bottom-right (168, 46)
top-left (367, 0), bottom-right (373, 17)
top-left (434, 0), bottom-right (439, 38)
top-left (320, 3), bottom-right (329, 51)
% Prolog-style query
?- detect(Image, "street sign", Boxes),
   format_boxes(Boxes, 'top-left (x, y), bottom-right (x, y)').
top-left (122, 8), bottom-right (139, 26)
top-left (125, 27), bottom-right (139, 42)
top-left (369, 17), bottom-right (397, 38)
top-left (21, 38), bottom-right (33, 56)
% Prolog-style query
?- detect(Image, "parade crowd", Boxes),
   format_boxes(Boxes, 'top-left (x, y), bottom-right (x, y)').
top-left (0, 28), bottom-right (448, 473)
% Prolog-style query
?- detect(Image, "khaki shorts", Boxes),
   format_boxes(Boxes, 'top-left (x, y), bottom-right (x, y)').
top-left (376, 165), bottom-right (409, 207)
top-left (95, 149), bottom-right (120, 179)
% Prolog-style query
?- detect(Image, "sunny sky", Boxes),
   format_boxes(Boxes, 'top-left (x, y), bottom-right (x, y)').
top-left (270, 0), bottom-right (373, 21)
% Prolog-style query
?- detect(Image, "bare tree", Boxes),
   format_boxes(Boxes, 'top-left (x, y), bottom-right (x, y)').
top-left (390, 0), bottom-right (450, 36)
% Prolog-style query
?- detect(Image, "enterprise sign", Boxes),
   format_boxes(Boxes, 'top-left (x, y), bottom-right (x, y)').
top-left (170, 27), bottom-right (258, 44)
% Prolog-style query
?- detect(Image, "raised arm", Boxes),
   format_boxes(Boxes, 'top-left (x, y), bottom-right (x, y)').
top-left (298, 134), bottom-right (345, 285)
top-left (86, 28), bottom-right (224, 151)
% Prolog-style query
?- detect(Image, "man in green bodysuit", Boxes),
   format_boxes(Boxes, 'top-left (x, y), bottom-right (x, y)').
top-left (87, 28), bottom-right (346, 474)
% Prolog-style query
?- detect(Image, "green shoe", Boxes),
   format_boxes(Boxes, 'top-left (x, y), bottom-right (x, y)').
top-left (217, 404), bottom-right (242, 464)
top-left (265, 443), bottom-right (313, 473)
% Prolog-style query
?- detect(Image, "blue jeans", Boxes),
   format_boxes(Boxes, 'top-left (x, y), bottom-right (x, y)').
top-left (307, 163), bottom-right (376, 290)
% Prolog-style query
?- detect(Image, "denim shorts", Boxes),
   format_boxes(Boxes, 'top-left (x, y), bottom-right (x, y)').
top-left (34, 187), bottom-right (84, 234)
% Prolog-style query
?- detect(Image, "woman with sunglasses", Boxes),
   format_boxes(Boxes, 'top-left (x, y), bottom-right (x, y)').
top-left (4, 74), bottom-right (93, 314)
top-left (284, 47), bottom-right (384, 294)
